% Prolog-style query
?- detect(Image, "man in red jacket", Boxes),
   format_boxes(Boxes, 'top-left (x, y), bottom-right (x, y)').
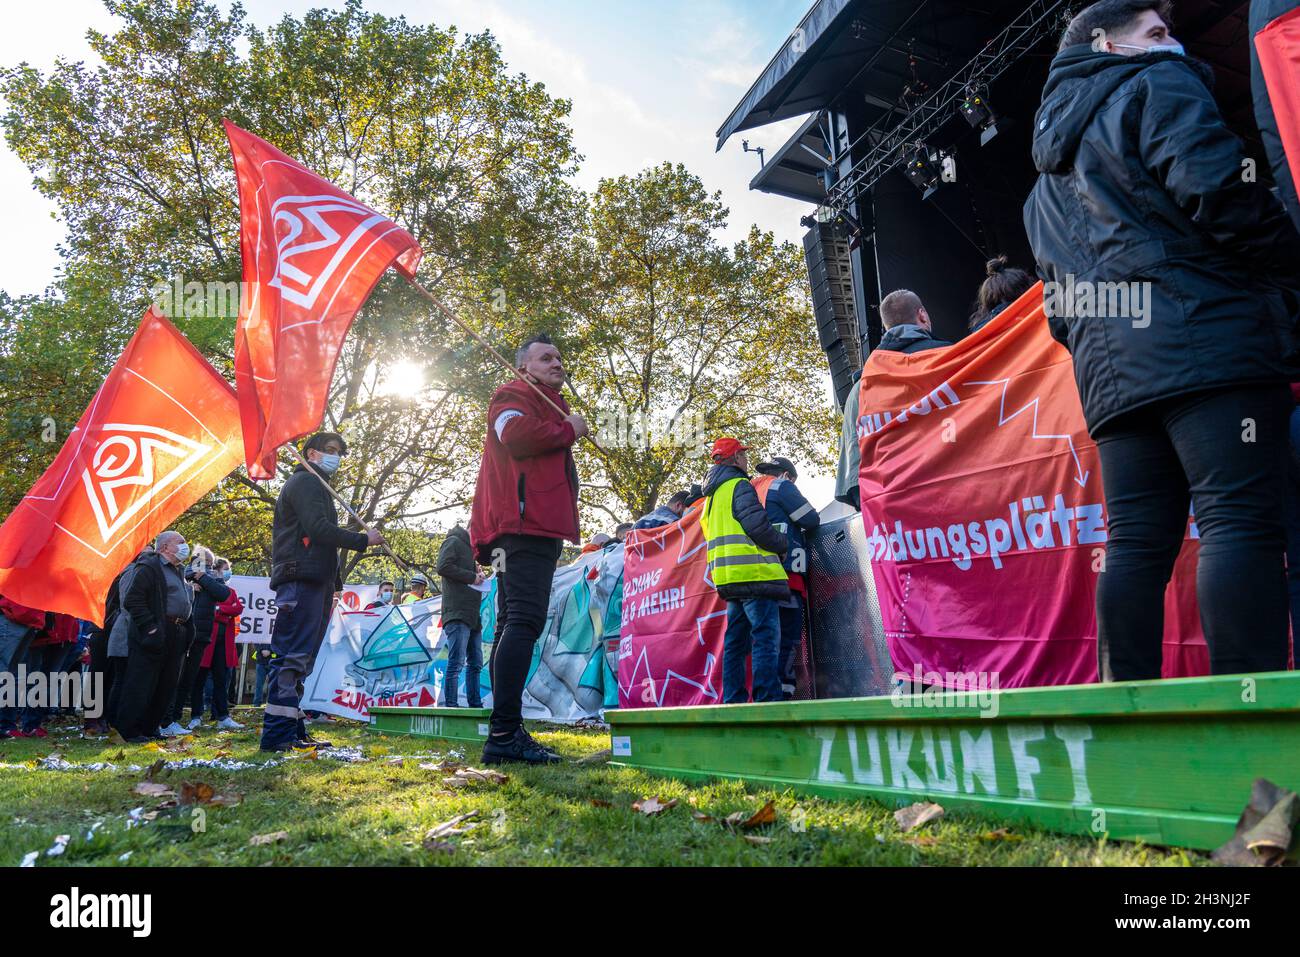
top-left (470, 333), bottom-right (586, 764)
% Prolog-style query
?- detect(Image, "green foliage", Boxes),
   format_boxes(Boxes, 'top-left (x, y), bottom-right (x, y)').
top-left (564, 163), bottom-right (837, 529)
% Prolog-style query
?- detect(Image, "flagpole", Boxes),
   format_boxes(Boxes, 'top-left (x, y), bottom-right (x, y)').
top-left (284, 444), bottom-right (415, 578)
top-left (404, 278), bottom-right (610, 457)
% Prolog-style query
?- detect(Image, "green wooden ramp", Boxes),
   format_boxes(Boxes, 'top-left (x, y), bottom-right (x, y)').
top-left (368, 706), bottom-right (491, 746)
top-left (607, 672), bottom-right (1300, 850)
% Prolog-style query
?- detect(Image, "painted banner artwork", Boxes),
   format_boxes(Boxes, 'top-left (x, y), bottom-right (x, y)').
top-left (857, 283), bottom-right (1206, 687)
top-left (305, 546), bottom-right (623, 721)
top-left (0, 308), bottom-right (242, 625)
top-left (617, 477), bottom-right (774, 709)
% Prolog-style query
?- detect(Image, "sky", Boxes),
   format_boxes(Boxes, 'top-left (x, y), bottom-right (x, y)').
top-left (0, 0), bottom-right (843, 509)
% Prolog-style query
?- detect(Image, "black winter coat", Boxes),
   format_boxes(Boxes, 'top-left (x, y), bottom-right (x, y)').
top-left (702, 464), bottom-right (790, 602)
top-left (270, 465), bottom-right (370, 589)
top-left (436, 525), bottom-right (481, 631)
top-left (120, 552), bottom-right (169, 656)
top-left (190, 573), bottom-right (232, 647)
top-left (1023, 45), bottom-right (1300, 433)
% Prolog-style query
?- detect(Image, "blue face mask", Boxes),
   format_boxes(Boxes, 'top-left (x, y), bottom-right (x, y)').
top-left (380, 590), bottom-right (393, 602)
top-left (221, 570), bottom-right (233, 582)
top-left (315, 452), bottom-right (342, 474)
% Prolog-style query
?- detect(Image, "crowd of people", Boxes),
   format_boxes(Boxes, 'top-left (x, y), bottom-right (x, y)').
top-left (3, 0), bottom-right (1296, 763)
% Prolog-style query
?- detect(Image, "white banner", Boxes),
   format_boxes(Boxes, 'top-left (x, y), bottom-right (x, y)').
top-left (229, 576), bottom-right (381, 644)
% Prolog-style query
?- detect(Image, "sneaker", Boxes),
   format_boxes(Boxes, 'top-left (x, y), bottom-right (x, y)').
top-left (186, 717), bottom-right (202, 731)
top-left (482, 727), bottom-right (561, 766)
top-left (0, 729), bottom-right (13, 740)
top-left (124, 735), bottom-right (154, 744)
top-left (159, 722), bottom-right (188, 737)
top-left (217, 717), bottom-right (244, 731)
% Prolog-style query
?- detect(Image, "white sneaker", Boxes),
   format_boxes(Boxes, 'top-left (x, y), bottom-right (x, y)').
top-left (186, 717), bottom-right (202, 731)
top-left (159, 722), bottom-right (188, 737)
top-left (217, 717), bottom-right (244, 731)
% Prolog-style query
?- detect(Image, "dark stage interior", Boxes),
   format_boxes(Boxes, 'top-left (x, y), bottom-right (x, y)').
top-left (719, 1), bottom-right (1272, 403)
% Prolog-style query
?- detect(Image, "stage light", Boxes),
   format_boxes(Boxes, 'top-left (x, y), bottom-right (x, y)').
top-left (961, 85), bottom-right (999, 146)
top-left (836, 210), bottom-right (864, 250)
top-left (904, 144), bottom-right (941, 199)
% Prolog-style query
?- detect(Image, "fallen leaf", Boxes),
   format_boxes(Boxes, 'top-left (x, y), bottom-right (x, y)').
top-left (385, 755), bottom-right (406, 766)
top-left (249, 831), bottom-right (289, 846)
top-left (179, 782), bottom-right (215, 806)
top-left (132, 782), bottom-right (176, 799)
top-left (143, 742), bottom-right (162, 752)
top-left (423, 839), bottom-right (456, 854)
top-left (208, 792), bottom-right (243, 808)
top-left (632, 797), bottom-right (678, 817)
top-left (692, 810), bottom-right (715, 823)
top-left (590, 799), bottom-right (614, 808)
top-left (904, 834), bottom-right (940, 847)
top-left (743, 834), bottom-right (774, 845)
top-left (739, 801), bottom-right (776, 830)
top-left (894, 801), bottom-right (944, 833)
top-left (442, 767), bottom-right (508, 788)
top-left (978, 828), bottom-right (1023, 843)
top-left (213, 748), bottom-right (231, 759)
top-left (143, 759), bottom-right (166, 781)
top-left (423, 811), bottom-right (481, 848)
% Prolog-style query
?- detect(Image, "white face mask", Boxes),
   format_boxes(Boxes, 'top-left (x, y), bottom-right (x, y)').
top-left (174, 542), bottom-right (191, 562)
top-left (380, 590), bottom-right (393, 602)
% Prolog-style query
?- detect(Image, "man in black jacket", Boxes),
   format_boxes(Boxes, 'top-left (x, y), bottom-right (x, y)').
top-left (436, 525), bottom-right (484, 708)
top-left (260, 432), bottom-right (382, 751)
top-left (111, 531), bottom-right (194, 742)
top-left (701, 438), bottom-right (790, 703)
top-left (1023, 0), bottom-right (1300, 680)
top-left (875, 290), bottom-right (954, 354)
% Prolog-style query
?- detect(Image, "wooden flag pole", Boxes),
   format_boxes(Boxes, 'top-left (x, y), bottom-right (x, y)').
top-left (285, 444), bottom-right (416, 578)
top-left (405, 278), bottom-right (610, 457)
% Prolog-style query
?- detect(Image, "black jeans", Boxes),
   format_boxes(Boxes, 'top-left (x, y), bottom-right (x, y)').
top-left (486, 534), bottom-right (561, 737)
top-left (193, 643), bottom-right (230, 720)
top-left (110, 621), bottom-right (189, 739)
top-left (170, 638), bottom-right (208, 724)
top-left (1094, 384), bottom-right (1292, 680)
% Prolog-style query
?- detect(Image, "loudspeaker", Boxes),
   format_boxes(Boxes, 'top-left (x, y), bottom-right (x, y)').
top-left (803, 221), bottom-right (861, 408)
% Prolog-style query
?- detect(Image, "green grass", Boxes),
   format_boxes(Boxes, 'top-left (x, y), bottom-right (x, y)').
top-left (0, 709), bottom-right (1207, 867)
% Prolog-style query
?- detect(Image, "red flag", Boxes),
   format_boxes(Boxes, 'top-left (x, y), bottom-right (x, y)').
top-left (1256, 6), bottom-right (1300, 211)
top-left (224, 120), bottom-right (422, 479)
top-left (0, 308), bottom-right (242, 625)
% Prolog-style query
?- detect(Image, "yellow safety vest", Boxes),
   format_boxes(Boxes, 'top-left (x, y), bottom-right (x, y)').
top-left (700, 478), bottom-right (788, 589)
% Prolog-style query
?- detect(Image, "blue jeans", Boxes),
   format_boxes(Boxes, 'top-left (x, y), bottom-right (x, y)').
top-left (441, 621), bottom-right (483, 708)
top-left (721, 598), bottom-right (782, 704)
top-left (0, 614), bottom-right (35, 733)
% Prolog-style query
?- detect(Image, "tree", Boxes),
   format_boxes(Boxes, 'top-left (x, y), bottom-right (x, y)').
top-left (561, 163), bottom-right (837, 532)
top-left (0, 0), bottom-right (586, 573)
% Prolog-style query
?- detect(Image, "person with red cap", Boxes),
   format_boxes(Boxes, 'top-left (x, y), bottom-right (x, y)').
top-left (700, 437), bottom-right (790, 703)
top-left (470, 333), bottom-right (587, 764)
